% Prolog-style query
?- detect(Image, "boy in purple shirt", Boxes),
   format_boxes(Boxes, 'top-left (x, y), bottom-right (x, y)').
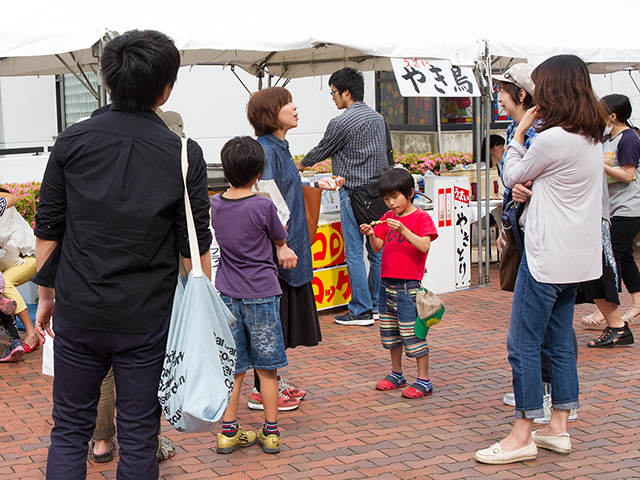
top-left (211, 136), bottom-right (297, 455)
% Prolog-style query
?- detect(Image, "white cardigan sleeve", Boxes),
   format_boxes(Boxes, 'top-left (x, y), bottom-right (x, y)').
top-left (502, 134), bottom-right (559, 189)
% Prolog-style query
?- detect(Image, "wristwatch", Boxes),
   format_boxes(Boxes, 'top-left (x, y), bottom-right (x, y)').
top-left (313, 180), bottom-right (320, 189)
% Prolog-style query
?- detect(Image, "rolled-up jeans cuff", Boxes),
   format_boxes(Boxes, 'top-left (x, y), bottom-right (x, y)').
top-left (554, 401), bottom-right (579, 411)
top-left (92, 425), bottom-right (116, 440)
top-left (515, 408), bottom-right (545, 419)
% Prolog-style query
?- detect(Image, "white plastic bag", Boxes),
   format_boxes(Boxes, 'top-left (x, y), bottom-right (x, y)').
top-left (42, 320), bottom-right (54, 376)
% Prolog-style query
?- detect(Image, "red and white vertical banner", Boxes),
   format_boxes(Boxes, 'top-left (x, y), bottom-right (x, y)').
top-left (438, 187), bottom-right (454, 228)
top-left (453, 182), bottom-right (471, 288)
top-left (445, 187), bottom-right (452, 227)
top-left (438, 188), bottom-right (445, 228)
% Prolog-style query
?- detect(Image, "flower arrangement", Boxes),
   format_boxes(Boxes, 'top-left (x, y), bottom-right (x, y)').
top-left (294, 152), bottom-right (473, 176)
top-left (293, 154), bottom-right (333, 174)
top-left (395, 152), bottom-right (473, 175)
top-left (1, 182), bottom-right (41, 229)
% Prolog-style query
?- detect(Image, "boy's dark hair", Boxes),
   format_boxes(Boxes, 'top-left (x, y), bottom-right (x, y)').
top-left (498, 81), bottom-right (534, 110)
top-left (377, 168), bottom-right (415, 201)
top-left (101, 30), bottom-right (181, 112)
top-left (220, 136), bottom-right (265, 188)
top-left (329, 68), bottom-right (364, 101)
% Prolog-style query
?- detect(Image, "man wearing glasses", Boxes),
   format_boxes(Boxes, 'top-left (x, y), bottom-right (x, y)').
top-left (300, 67), bottom-right (389, 326)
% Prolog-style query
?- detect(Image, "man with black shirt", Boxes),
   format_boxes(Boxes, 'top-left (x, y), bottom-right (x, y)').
top-left (34, 30), bottom-right (212, 479)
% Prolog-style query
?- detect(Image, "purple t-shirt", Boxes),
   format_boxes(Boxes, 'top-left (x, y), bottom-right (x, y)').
top-left (211, 193), bottom-right (287, 299)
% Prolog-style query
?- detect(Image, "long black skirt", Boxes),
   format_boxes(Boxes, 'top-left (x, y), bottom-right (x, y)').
top-left (279, 278), bottom-right (322, 349)
top-left (575, 252), bottom-right (619, 305)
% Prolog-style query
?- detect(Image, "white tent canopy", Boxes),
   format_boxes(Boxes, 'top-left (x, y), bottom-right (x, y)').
top-left (424, 0), bottom-right (640, 74)
top-left (0, 0), bottom-right (481, 78)
top-left (2, 0), bottom-right (640, 80)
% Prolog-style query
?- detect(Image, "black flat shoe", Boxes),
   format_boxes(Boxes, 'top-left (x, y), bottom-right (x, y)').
top-left (588, 324), bottom-right (634, 348)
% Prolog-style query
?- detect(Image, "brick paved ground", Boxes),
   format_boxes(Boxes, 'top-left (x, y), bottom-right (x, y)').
top-left (2, 262), bottom-right (639, 479)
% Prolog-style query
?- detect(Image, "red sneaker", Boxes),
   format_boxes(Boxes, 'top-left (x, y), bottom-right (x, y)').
top-left (248, 388), bottom-right (300, 411)
top-left (278, 376), bottom-right (306, 400)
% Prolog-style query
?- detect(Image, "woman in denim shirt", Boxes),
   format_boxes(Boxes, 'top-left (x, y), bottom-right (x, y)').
top-left (246, 87), bottom-right (341, 408)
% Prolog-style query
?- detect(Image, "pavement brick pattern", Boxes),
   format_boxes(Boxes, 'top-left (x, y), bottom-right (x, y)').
top-left (1, 262), bottom-right (639, 479)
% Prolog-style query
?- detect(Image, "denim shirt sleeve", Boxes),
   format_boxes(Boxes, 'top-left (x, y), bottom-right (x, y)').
top-left (258, 135), bottom-right (313, 287)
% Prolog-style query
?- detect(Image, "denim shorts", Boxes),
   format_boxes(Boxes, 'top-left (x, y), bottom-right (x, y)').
top-left (220, 295), bottom-right (288, 374)
top-left (379, 278), bottom-right (429, 358)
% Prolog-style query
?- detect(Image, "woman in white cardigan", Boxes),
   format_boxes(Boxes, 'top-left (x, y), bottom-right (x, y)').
top-left (476, 55), bottom-right (607, 464)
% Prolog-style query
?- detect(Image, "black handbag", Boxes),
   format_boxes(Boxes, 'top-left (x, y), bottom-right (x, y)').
top-left (499, 197), bottom-right (526, 292)
top-left (349, 182), bottom-right (389, 225)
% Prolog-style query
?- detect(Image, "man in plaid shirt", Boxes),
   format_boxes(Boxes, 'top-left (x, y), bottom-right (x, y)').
top-left (301, 68), bottom-right (389, 326)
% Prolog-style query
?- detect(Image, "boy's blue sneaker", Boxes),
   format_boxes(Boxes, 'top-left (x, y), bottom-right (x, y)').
top-left (0, 339), bottom-right (24, 363)
top-left (334, 310), bottom-right (374, 326)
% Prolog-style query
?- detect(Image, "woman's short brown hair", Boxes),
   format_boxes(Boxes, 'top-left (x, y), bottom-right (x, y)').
top-left (532, 55), bottom-right (607, 142)
top-left (498, 81), bottom-right (534, 110)
top-left (246, 87), bottom-right (292, 136)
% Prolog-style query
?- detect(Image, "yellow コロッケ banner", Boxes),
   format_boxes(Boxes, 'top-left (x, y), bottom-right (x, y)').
top-left (312, 266), bottom-right (351, 310)
top-left (311, 222), bottom-right (345, 269)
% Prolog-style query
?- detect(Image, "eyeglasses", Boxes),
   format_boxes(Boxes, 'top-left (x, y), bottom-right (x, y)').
top-left (330, 90), bottom-right (339, 97)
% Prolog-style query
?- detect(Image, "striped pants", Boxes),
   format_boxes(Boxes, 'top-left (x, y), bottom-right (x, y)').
top-left (379, 278), bottom-right (429, 358)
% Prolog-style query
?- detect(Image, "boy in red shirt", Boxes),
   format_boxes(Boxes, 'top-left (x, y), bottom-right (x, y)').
top-left (360, 168), bottom-right (438, 398)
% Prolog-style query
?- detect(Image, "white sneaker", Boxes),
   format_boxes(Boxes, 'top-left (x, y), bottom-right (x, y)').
top-left (533, 393), bottom-right (577, 423)
top-left (502, 392), bottom-right (515, 406)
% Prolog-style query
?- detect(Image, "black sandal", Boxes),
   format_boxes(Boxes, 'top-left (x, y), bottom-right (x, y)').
top-left (588, 324), bottom-right (634, 348)
top-left (90, 437), bottom-right (115, 463)
top-left (156, 437), bottom-right (176, 462)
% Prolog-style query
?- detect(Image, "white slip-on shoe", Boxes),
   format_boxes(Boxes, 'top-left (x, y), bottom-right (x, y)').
top-left (532, 430), bottom-right (571, 454)
top-left (475, 442), bottom-right (537, 464)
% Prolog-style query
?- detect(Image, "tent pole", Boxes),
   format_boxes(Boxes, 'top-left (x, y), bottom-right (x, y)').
top-left (436, 97), bottom-right (442, 153)
top-left (484, 42), bottom-right (493, 284)
top-left (54, 54), bottom-right (100, 101)
top-left (484, 87), bottom-right (491, 283)
top-left (230, 66), bottom-right (252, 94)
top-left (472, 95), bottom-right (483, 285)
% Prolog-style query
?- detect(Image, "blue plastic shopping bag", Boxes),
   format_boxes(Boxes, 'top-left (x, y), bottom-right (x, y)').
top-left (158, 272), bottom-right (237, 432)
top-left (158, 137), bottom-right (237, 432)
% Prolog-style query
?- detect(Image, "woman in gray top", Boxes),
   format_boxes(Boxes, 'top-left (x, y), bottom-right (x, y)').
top-left (581, 94), bottom-right (640, 346)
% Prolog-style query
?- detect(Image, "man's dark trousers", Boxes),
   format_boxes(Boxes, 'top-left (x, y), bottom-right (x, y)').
top-left (45, 312), bottom-right (170, 480)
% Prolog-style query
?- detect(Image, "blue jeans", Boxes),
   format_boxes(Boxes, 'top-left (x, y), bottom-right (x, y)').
top-left (220, 295), bottom-right (288, 374)
top-left (340, 187), bottom-right (382, 315)
top-left (507, 251), bottom-right (580, 419)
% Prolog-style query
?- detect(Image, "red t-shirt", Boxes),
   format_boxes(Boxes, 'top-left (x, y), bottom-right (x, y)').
top-left (373, 208), bottom-right (438, 281)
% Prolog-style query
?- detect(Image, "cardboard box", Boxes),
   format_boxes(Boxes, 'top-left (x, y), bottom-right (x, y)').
top-left (440, 168), bottom-right (501, 201)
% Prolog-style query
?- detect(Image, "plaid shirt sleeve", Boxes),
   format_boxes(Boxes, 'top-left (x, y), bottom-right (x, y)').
top-left (301, 117), bottom-right (347, 167)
